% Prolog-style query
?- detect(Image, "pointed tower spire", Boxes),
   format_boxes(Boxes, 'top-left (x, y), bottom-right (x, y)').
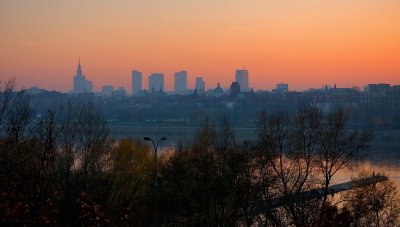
top-left (76, 56), bottom-right (83, 77)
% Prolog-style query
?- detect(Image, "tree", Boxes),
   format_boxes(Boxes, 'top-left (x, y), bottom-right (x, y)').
top-left (74, 102), bottom-right (113, 191)
top-left (255, 107), bottom-right (374, 226)
top-left (106, 138), bottom-right (152, 225)
top-left (256, 109), bottom-right (323, 226)
top-left (318, 109), bottom-right (373, 205)
top-left (159, 117), bottom-right (256, 226)
top-left (343, 172), bottom-right (400, 227)
top-left (0, 80), bottom-right (16, 135)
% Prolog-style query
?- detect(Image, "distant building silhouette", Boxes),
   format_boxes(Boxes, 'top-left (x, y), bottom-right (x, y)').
top-left (132, 70), bottom-right (142, 96)
top-left (102, 85), bottom-right (114, 96)
top-left (213, 82), bottom-right (224, 97)
top-left (272, 83), bottom-right (289, 93)
top-left (235, 69), bottom-right (249, 92)
top-left (26, 86), bottom-right (47, 95)
top-left (278, 83), bottom-right (288, 92)
top-left (174, 71), bottom-right (187, 94)
top-left (367, 83), bottom-right (390, 93)
top-left (230, 81), bottom-right (240, 97)
top-left (149, 73), bottom-right (164, 92)
top-left (195, 77), bottom-right (205, 93)
top-left (193, 88), bottom-right (199, 97)
top-left (115, 86), bottom-right (127, 97)
top-left (73, 58), bottom-right (93, 93)
top-left (324, 84), bottom-right (329, 92)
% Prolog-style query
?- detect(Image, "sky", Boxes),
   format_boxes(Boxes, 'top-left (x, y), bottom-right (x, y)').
top-left (1, 0), bottom-right (400, 92)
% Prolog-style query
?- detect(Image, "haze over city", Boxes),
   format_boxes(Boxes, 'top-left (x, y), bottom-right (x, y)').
top-left (2, 1), bottom-right (400, 226)
top-left (1, 0), bottom-right (400, 92)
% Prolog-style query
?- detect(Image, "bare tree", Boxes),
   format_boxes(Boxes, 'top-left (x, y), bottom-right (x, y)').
top-left (4, 87), bottom-right (31, 144)
top-left (318, 108), bottom-right (373, 205)
top-left (57, 101), bottom-right (78, 200)
top-left (74, 102), bottom-right (113, 191)
top-left (255, 107), bottom-right (373, 226)
top-left (342, 172), bottom-right (400, 227)
top-left (0, 80), bottom-right (16, 136)
top-left (257, 110), bottom-right (315, 226)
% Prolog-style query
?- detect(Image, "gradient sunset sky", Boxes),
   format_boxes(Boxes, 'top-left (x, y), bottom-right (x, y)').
top-left (1, 0), bottom-right (400, 92)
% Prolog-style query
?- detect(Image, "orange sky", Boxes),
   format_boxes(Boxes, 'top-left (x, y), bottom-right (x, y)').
top-left (1, 0), bottom-right (400, 92)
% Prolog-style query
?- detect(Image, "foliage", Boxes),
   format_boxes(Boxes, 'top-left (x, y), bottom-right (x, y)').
top-left (0, 80), bottom-right (398, 226)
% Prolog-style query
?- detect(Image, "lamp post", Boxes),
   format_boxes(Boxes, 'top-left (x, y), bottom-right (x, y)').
top-left (143, 136), bottom-right (167, 227)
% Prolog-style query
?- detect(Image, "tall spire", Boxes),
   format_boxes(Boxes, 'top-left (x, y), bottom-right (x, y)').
top-left (76, 56), bottom-right (83, 77)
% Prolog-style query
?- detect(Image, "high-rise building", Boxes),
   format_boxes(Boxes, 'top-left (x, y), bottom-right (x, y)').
top-left (73, 58), bottom-right (93, 93)
top-left (195, 77), bottom-right (205, 93)
top-left (235, 69), bottom-right (249, 92)
top-left (149, 73), bottom-right (164, 92)
top-left (132, 70), bottom-right (142, 96)
top-left (174, 70), bottom-right (187, 94)
top-left (230, 82), bottom-right (240, 97)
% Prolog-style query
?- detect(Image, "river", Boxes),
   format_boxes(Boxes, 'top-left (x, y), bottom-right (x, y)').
top-left (109, 125), bottom-right (400, 184)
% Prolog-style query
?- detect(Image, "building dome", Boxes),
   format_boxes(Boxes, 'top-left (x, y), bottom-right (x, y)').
top-left (214, 82), bottom-right (224, 96)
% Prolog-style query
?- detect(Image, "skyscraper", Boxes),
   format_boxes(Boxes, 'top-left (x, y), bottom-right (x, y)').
top-left (73, 58), bottom-right (93, 93)
top-left (235, 69), bottom-right (249, 92)
top-left (195, 77), bottom-right (205, 93)
top-left (149, 73), bottom-right (164, 92)
top-left (132, 70), bottom-right (142, 96)
top-left (174, 70), bottom-right (187, 94)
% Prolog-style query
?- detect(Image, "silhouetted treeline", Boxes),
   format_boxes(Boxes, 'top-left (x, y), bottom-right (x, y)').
top-left (1, 80), bottom-right (400, 226)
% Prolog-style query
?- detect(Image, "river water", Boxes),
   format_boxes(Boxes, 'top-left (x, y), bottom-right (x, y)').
top-left (109, 125), bottom-right (400, 185)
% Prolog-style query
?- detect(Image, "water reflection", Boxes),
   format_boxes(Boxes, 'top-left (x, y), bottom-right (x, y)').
top-left (111, 126), bottom-right (400, 185)
top-left (335, 159), bottom-right (400, 185)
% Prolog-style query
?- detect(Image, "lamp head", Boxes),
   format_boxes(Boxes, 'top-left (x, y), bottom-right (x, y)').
top-left (143, 137), bottom-right (151, 141)
top-left (160, 136), bottom-right (167, 141)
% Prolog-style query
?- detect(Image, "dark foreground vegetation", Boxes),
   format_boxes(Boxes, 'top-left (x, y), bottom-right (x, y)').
top-left (1, 80), bottom-right (400, 226)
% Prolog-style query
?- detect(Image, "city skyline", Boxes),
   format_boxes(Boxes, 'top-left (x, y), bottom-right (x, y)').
top-left (61, 59), bottom-right (400, 94)
top-left (1, 1), bottom-right (400, 91)
top-left (72, 59), bottom-right (400, 93)
top-left (11, 59), bottom-right (400, 94)
top-left (73, 62), bottom-right (399, 94)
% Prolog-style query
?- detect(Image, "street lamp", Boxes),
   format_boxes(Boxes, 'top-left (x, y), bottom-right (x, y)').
top-left (143, 136), bottom-right (167, 227)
